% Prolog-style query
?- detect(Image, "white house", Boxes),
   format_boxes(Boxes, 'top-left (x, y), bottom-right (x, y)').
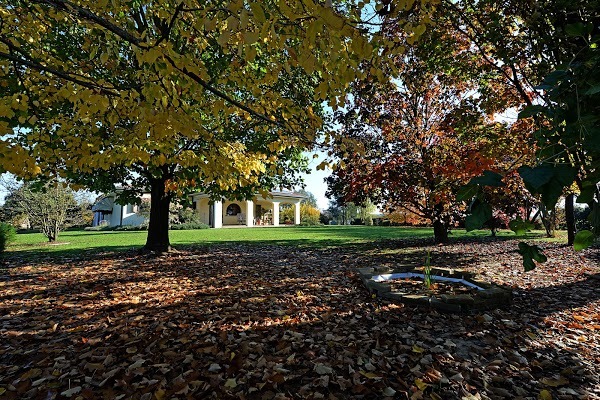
top-left (91, 193), bottom-right (150, 227)
top-left (190, 190), bottom-right (305, 228)
top-left (92, 190), bottom-right (305, 228)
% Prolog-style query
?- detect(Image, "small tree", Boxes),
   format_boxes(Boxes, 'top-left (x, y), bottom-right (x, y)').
top-left (297, 189), bottom-right (319, 208)
top-left (11, 181), bottom-right (78, 242)
top-left (326, 199), bottom-right (360, 225)
top-left (0, 195), bottom-right (29, 229)
top-left (357, 200), bottom-right (376, 224)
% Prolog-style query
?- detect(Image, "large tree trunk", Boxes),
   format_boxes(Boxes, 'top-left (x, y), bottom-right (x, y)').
top-left (432, 203), bottom-right (449, 243)
top-left (566, 193), bottom-right (575, 245)
top-left (489, 216), bottom-right (498, 237)
top-left (433, 219), bottom-right (448, 243)
top-left (591, 199), bottom-right (600, 236)
top-left (144, 177), bottom-right (172, 253)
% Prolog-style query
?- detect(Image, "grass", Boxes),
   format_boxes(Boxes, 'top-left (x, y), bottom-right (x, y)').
top-left (3, 225), bottom-right (566, 260)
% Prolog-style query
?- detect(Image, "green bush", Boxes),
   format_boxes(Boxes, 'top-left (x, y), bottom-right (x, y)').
top-left (83, 226), bottom-right (111, 231)
top-left (113, 224), bottom-right (148, 231)
top-left (178, 208), bottom-right (204, 225)
top-left (169, 222), bottom-right (210, 230)
top-left (0, 223), bottom-right (16, 252)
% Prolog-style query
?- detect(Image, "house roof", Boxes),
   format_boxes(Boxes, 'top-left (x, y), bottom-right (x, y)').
top-left (269, 190), bottom-right (307, 200)
top-left (92, 190), bottom-right (307, 209)
top-left (91, 196), bottom-right (114, 212)
top-left (191, 190), bottom-right (306, 202)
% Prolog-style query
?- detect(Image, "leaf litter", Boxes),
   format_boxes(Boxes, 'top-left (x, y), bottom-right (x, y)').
top-left (0, 238), bottom-right (598, 399)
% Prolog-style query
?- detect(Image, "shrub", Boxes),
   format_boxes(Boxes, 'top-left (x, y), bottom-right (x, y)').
top-left (84, 226), bottom-right (111, 231)
top-left (319, 211), bottom-right (332, 225)
top-left (0, 222), bottom-right (16, 252)
top-left (113, 224), bottom-right (148, 231)
top-left (178, 208), bottom-right (204, 225)
top-left (169, 222), bottom-right (210, 230)
top-left (301, 204), bottom-right (322, 226)
top-left (279, 203), bottom-right (322, 225)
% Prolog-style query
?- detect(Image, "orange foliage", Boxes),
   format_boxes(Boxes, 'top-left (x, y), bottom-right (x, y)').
top-left (385, 209), bottom-right (429, 226)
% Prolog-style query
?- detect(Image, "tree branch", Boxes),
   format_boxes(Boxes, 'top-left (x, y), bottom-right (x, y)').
top-left (0, 47), bottom-right (120, 96)
top-left (16, 1), bottom-right (288, 130)
top-left (163, 54), bottom-right (282, 127)
top-left (35, 0), bottom-right (148, 48)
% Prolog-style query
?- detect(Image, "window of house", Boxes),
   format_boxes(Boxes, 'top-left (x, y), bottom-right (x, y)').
top-left (226, 203), bottom-right (241, 216)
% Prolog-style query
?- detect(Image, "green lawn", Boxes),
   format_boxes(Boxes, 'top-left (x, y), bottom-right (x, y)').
top-left (5, 225), bottom-right (563, 259)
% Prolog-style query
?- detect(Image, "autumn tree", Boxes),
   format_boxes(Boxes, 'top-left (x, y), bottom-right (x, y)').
top-left (0, 1), bottom-right (434, 252)
top-left (279, 202), bottom-right (321, 225)
top-left (474, 170), bottom-right (537, 237)
top-left (326, 8), bottom-right (529, 243)
top-left (441, 0), bottom-right (600, 247)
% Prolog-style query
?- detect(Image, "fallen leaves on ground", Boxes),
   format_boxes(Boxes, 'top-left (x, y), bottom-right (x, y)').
top-left (0, 238), bottom-right (599, 399)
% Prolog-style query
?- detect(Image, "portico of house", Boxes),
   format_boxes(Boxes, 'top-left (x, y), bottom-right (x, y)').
top-left (190, 191), bottom-right (305, 228)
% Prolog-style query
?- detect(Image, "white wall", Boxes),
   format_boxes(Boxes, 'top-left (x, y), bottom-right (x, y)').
top-left (196, 198), bottom-right (211, 226)
top-left (222, 200), bottom-right (247, 225)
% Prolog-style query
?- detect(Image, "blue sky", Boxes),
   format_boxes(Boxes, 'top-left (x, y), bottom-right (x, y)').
top-left (299, 150), bottom-right (331, 210)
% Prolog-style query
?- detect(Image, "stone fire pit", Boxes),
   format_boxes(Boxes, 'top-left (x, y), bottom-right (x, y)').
top-left (358, 266), bottom-right (512, 313)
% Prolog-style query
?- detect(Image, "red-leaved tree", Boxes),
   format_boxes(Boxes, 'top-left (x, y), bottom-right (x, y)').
top-left (326, 7), bottom-right (534, 243)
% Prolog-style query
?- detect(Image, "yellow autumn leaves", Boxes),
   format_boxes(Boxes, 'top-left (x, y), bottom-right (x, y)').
top-left (0, 0), bottom-right (434, 192)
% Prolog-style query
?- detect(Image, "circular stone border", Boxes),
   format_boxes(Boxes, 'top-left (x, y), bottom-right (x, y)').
top-left (358, 266), bottom-right (512, 313)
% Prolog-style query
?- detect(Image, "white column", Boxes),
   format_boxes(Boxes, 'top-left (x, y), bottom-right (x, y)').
top-left (246, 200), bottom-right (254, 227)
top-left (294, 201), bottom-right (301, 225)
top-left (213, 200), bottom-right (223, 228)
top-left (272, 201), bottom-right (280, 226)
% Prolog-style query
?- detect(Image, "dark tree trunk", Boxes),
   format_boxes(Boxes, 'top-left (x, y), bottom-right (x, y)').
top-left (145, 177), bottom-right (172, 253)
top-left (539, 203), bottom-right (556, 238)
top-left (566, 193), bottom-right (575, 245)
top-left (432, 203), bottom-right (449, 243)
top-left (433, 219), bottom-right (448, 243)
top-left (489, 217), bottom-right (497, 237)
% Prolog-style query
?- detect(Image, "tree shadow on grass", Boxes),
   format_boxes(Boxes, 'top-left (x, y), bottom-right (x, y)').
top-left (5, 226), bottom-right (550, 264)
top-left (1, 245), bottom-right (143, 266)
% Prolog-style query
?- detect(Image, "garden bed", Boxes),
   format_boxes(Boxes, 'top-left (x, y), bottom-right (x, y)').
top-left (358, 266), bottom-right (512, 312)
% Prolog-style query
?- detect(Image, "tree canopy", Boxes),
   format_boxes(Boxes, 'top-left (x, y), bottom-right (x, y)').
top-left (446, 0), bottom-right (600, 255)
top-left (0, 0), bottom-right (433, 251)
top-left (326, 4), bottom-right (533, 243)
